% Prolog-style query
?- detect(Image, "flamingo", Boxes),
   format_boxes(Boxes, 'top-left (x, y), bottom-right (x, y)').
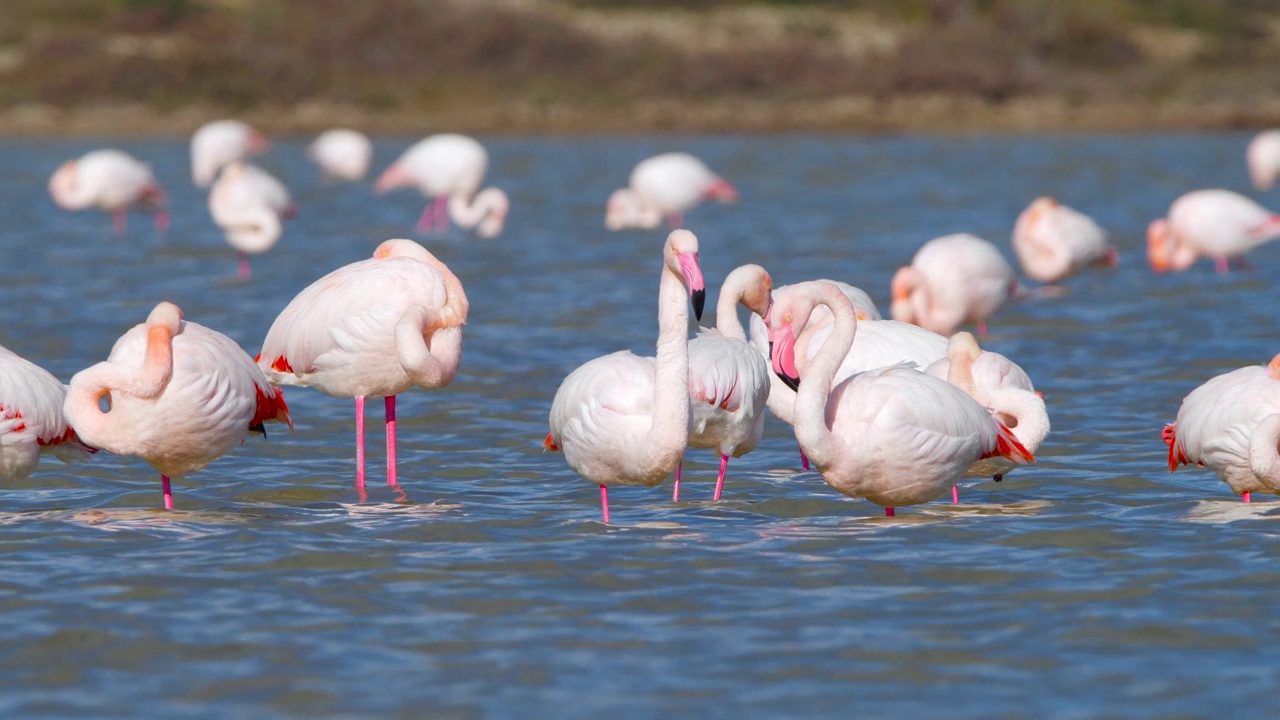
top-left (1163, 353), bottom-right (1280, 503)
top-left (1247, 130), bottom-right (1280, 191)
top-left (546, 230), bottom-right (706, 523)
top-left (209, 162), bottom-right (296, 280)
top-left (1147, 190), bottom-right (1280, 274)
top-left (48, 149), bottom-right (169, 235)
top-left (190, 119), bottom-right (268, 187)
top-left (924, 332), bottom-right (1049, 502)
top-left (891, 233), bottom-right (1018, 337)
top-left (308, 129), bottom-right (373, 181)
top-left (257, 239), bottom-right (468, 495)
top-left (373, 134), bottom-right (509, 238)
top-left (63, 302), bottom-right (291, 509)
top-left (605, 153), bottom-right (739, 230)
top-left (1, 345), bottom-right (93, 481)
top-left (765, 281), bottom-right (1034, 516)
top-left (677, 264), bottom-right (772, 503)
top-left (1012, 197), bottom-right (1117, 284)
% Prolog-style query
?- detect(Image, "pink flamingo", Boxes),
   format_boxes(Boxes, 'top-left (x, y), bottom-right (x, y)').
top-left (374, 134), bottom-right (509, 238)
top-left (48, 149), bottom-right (169, 235)
top-left (63, 302), bottom-right (291, 510)
top-left (1012, 197), bottom-right (1117, 285)
top-left (308, 129), bottom-right (373, 181)
top-left (678, 264), bottom-right (773, 503)
top-left (1148, 189), bottom-right (1280, 274)
top-left (190, 119), bottom-right (268, 187)
top-left (1, 345), bottom-right (93, 481)
top-left (605, 153), bottom-right (739, 230)
top-left (1247, 130), bottom-right (1280, 191)
top-left (257, 239), bottom-right (468, 495)
top-left (209, 162), bottom-right (296, 280)
top-left (546, 230), bottom-right (706, 523)
top-left (1164, 353), bottom-right (1280, 504)
top-left (766, 281), bottom-right (1034, 517)
top-left (891, 233), bottom-right (1018, 337)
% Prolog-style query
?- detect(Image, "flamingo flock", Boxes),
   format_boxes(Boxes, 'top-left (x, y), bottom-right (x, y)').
top-left (9, 123), bottom-right (1280, 522)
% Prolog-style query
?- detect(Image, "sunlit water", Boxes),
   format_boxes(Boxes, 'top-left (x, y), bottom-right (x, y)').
top-left (2, 133), bottom-right (1279, 717)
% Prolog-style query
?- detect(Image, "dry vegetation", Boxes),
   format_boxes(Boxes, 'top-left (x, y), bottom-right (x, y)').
top-left (2, 0), bottom-right (1280, 134)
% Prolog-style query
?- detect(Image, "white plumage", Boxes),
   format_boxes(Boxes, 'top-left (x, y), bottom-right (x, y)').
top-left (891, 233), bottom-right (1017, 336)
top-left (0, 346), bottom-right (89, 481)
top-left (308, 129), bottom-right (373, 181)
top-left (1012, 197), bottom-right (1116, 284)
top-left (191, 119), bottom-right (267, 187)
top-left (605, 152), bottom-right (738, 230)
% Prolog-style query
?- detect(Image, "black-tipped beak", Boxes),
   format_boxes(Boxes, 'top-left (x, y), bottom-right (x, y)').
top-left (777, 370), bottom-right (800, 392)
top-left (692, 289), bottom-right (705, 321)
top-left (249, 422), bottom-right (267, 438)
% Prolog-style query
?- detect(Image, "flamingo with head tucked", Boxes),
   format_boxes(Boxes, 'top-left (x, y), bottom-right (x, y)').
top-left (48, 149), bottom-right (168, 235)
top-left (546, 230), bottom-right (706, 523)
top-left (209, 162), bottom-right (296, 280)
top-left (605, 153), bottom-right (738, 230)
top-left (63, 302), bottom-right (291, 509)
top-left (1147, 190), bottom-right (1280, 274)
top-left (1012, 197), bottom-right (1117, 285)
top-left (190, 119), bottom-right (268, 187)
top-left (309, 129), bottom-right (373, 181)
top-left (891, 233), bottom-right (1018, 337)
top-left (1247, 130), bottom-right (1280, 191)
top-left (1, 345), bottom-right (92, 481)
top-left (374, 134), bottom-right (509, 238)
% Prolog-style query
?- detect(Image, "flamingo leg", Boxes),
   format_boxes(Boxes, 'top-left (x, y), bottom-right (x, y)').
top-left (977, 322), bottom-right (989, 338)
top-left (799, 443), bottom-right (810, 471)
top-left (885, 507), bottom-right (896, 517)
top-left (113, 210), bottom-right (127, 236)
top-left (672, 462), bottom-right (682, 502)
top-left (600, 485), bottom-right (610, 524)
top-left (1215, 257), bottom-right (1230, 274)
top-left (154, 211), bottom-right (171, 233)
top-left (951, 485), bottom-right (959, 504)
top-left (668, 212), bottom-right (684, 228)
top-left (435, 196), bottom-right (450, 231)
top-left (237, 252), bottom-right (252, 281)
top-left (713, 454), bottom-right (729, 501)
top-left (385, 395), bottom-right (398, 487)
top-left (1243, 491), bottom-right (1252, 504)
top-left (415, 204), bottom-right (434, 234)
top-left (355, 396), bottom-right (366, 493)
top-left (161, 475), bottom-right (173, 510)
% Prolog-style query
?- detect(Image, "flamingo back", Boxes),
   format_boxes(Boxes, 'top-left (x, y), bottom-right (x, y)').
top-left (398, 134), bottom-right (489, 198)
top-left (1169, 365), bottom-right (1280, 494)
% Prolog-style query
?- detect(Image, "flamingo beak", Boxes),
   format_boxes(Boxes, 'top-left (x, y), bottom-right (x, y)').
top-left (768, 323), bottom-right (800, 391)
top-left (677, 252), bottom-right (706, 321)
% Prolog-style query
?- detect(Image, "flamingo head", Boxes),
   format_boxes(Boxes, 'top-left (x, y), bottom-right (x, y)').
top-left (605, 189), bottom-right (651, 230)
top-left (1267, 353), bottom-right (1280, 381)
top-left (765, 282), bottom-right (835, 391)
top-left (1146, 219), bottom-right (1176, 273)
top-left (48, 160), bottom-right (81, 210)
top-left (373, 163), bottom-right (414, 194)
top-left (889, 266), bottom-right (920, 323)
top-left (664, 229), bottom-right (705, 320)
top-left (476, 188), bottom-right (510, 239)
top-left (727, 264), bottom-right (772, 319)
top-left (704, 178), bottom-right (740, 204)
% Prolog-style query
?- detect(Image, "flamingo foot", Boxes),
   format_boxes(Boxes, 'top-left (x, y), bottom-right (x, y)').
top-left (161, 474), bottom-right (173, 510)
top-left (1243, 491), bottom-right (1252, 504)
top-left (355, 396), bottom-right (366, 494)
top-left (713, 454), bottom-right (728, 502)
top-left (799, 444), bottom-right (810, 472)
top-left (951, 485), bottom-right (959, 504)
top-left (884, 507), bottom-right (896, 517)
top-left (385, 395), bottom-right (397, 487)
top-left (237, 253), bottom-right (252, 281)
top-left (672, 462), bottom-right (682, 503)
top-left (600, 485), bottom-right (610, 524)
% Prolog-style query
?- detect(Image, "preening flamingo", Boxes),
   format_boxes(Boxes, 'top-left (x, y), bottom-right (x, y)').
top-left (209, 162), bottom-right (296, 280)
top-left (48, 149), bottom-right (168, 235)
top-left (190, 119), bottom-right (268, 187)
top-left (374, 134), bottom-right (509, 238)
top-left (63, 302), bottom-right (291, 509)
top-left (891, 233), bottom-right (1018, 337)
top-left (605, 153), bottom-right (739, 230)
top-left (1147, 189), bottom-right (1280, 274)
top-left (257, 239), bottom-right (468, 495)
top-left (1163, 353), bottom-right (1280, 503)
top-left (1247, 130), bottom-right (1280, 191)
top-left (1, 345), bottom-right (92, 481)
top-left (546, 230), bottom-right (706, 523)
top-left (1012, 197), bottom-right (1117, 284)
top-left (309, 129), bottom-right (373, 181)
top-left (766, 281), bottom-right (1033, 516)
top-left (678, 264), bottom-right (772, 503)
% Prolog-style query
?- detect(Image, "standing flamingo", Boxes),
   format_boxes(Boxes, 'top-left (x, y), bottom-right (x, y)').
top-left (1147, 190), bottom-right (1280, 274)
top-left (63, 302), bottom-right (291, 509)
top-left (1247, 130), bottom-right (1280, 191)
top-left (1, 345), bottom-right (92, 481)
top-left (308, 129), bottom-right (373, 181)
top-left (766, 281), bottom-right (1034, 516)
top-left (48, 149), bottom-right (169, 235)
top-left (209, 162), bottom-right (296, 280)
top-left (374, 134), bottom-right (509, 238)
top-left (891, 233), bottom-right (1018, 337)
top-left (1164, 353), bottom-right (1280, 503)
top-left (546, 230), bottom-right (706, 523)
top-left (257, 239), bottom-right (468, 495)
top-left (678, 264), bottom-right (772, 503)
top-left (605, 153), bottom-right (739, 230)
top-left (190, 119), bottom-right (268, 187)
top-left (1012, 197), bottom-right (1117, 285)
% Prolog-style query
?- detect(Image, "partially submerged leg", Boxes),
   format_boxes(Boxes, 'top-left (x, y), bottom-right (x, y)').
top-left (161, 474), bottom-right (173, 510)
top-left (799, 443), bottom-right (810, 471)
top-left (713, 454), bottom-right (729, 502)
top-left (672, 462), bottom-right (682, 503)
top-left (600, 485), bottom-right (610, 523)
top-left (951, 485), bottom-right (959, 504)
top-left (113, 210), bottom-right (127, 236)
top-left (385, 395), bottom-right (398, 486)
top-left (237, 252), bottom-right (252, 281)
top-left (355, 396), bottom-right (366, 492)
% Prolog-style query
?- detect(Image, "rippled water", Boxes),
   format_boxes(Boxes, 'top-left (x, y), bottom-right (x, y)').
top-left (3, 133), bottom-right (1280, 717)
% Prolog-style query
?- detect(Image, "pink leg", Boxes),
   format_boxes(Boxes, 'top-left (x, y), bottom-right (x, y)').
top-left (355, 396), bottom-right (366, 493)
top-left (161, 475), bottom-right (173, 510)
top-left (668, 212), bottom-right (684, 228)
top-left (600, 485), bottom-right (610, 523)
top-left (799, 444), bottom-right (810, 471)
top-left (113, 210), bottom-right (127, 235)
top-left (1215, 257), bottom-right (1230, 274)
top-left (977, 321), bottom-right (989, 338)
top-left (385, 395), bottom-right (397, 486)
top-left (885, 507), bottom-right (896, 517)
top-left (435, 196), bottom-right (450, 231)
top-left (154, 211), bottom-right (171, 233)
top-left (672, 462), bottom-right (682, 502)
top-left (713, 454), bottom-right (729, 502)
top-left (415, 204), bottom-right (434, 234)
top-left (1243, 491), bottom-right (1252, 504)
top-left (951, 485), bottom-right (959, 504)
top-left (237, 252), bottom-right (251, 280)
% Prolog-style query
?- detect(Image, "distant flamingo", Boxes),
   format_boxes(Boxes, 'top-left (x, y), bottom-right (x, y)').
top-left (190, 119), bottom-right (268, 187)
top-left (1012, 197), bottom-right (1117, 284)
top-left (374, 134), bottom-right (509, 238)
top-left (209, 162), bottom-right (296, 280)
top-left (766, 281), bottom-right (1034, 516)
top-left (257, 239), bottom-right (468, 495)
top-left (546, 230), bottom-right (706, 523)
top-left (891, 234), bottom-right (1018, 337)
top-left (1247, 130), bottom-right (1280, 190)
top-left (605, 153), bottom-right (739, 230)
top-left (308, 129), bottom-right (373, 181)
top-left (678, 264), bottom-right (772, 503)
top-left (1164, 353), bottom-right (1280, 503)
top-left (1, 345), bottom-right (92, 481)
top-left (48, 149), bottom-right (169, 235)
top-left (63, 302), bottom-right (291, 509)
top-left (1147, 190), bottom-right (1280, 274)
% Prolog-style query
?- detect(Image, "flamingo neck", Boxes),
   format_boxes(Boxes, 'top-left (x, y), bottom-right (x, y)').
top-left (396, 262), bottom-right (469, 389)
top-left (448, 188), bottom-right (508, 238)
top-left (984, 388), bottom-right (1050, 453)
top-left (1248, 413), bottom-right (1280, 486)
top-left (793, 284), bottom-right (855, 471)
top-left (714, 273), bottom-right (750, 341)
top-left (646, 258), bottom-right (692, 474)
top-left (65, 322), bottom-right (176, 448)
top-left (224, 204), bottom-right (282, 254)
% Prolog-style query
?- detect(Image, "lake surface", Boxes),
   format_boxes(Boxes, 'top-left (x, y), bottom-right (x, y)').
top-left (2, 133), bottom-right (1280, 717)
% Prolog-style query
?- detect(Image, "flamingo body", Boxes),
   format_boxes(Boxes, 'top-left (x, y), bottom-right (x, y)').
top-left (48, 149), bottom-right (167, 232)
top-left (1148, 190), bottom-right (1280, 273)
top-left (1, 346), bottom-right (89, 481)
top-left (1012, 197), bottom-right (1116, 284)
top-left (191, 119), bottom-right (268, 187)
top-left (891, 234), bottom-right (1016, 336)
top-left (209, 162), bottom-right (294, 278)
top-left (308, 129), bottom-right (373, 181)
top-left (374, 134), bottom-right (508, 238)
top-left (1247, 130), bottom-right (1280, 191)
top-left (606, 153), bottom-right (738, 230)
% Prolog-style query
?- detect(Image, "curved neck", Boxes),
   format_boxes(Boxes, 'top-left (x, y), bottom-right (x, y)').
top-left (396, 263), bottom-right (469, 389)
top-left (985, 388), bottom-right (1050, 451)
top-left (793, 284), bottom-right (856, 470)
top-left (1249, 413), bottom-right (1280, 485)
top-left (65, 323), bottom-right (175, 444)
top-left (646, 260), bottom-right (692, 473)
top-left (226, 205), bottom-right (282, 253)
top-left (448, 188), bottom-right (507, 235)
top-left (714, 274), bottom-right (750, 341)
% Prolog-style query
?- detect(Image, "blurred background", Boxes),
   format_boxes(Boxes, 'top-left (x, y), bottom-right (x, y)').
top-left (1, 0), bottom-right (1279, 135)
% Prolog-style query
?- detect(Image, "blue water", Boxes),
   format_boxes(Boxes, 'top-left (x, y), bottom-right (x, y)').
top-left (2, 133), bottom-right (1280, 717)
